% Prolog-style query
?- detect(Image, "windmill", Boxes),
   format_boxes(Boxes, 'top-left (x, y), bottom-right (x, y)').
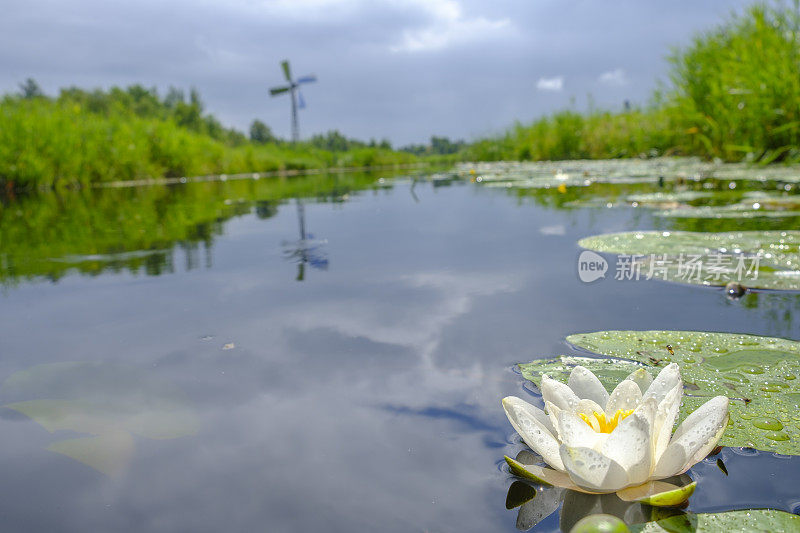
top-left (269, 60), bottom-right (316, 143)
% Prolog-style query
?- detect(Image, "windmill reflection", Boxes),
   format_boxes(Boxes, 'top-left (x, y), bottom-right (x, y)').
top-left (282, 199), bottom-right (328, 281)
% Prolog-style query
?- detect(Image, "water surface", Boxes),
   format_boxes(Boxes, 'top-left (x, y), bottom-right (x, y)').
top-left (0, 168), bottom-right (798, 532)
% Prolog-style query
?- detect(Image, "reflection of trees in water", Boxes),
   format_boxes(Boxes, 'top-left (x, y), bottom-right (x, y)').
top-left (0, 172), bottom-right (390, 285)
top-left (732, 292), bottom-right (800, 338)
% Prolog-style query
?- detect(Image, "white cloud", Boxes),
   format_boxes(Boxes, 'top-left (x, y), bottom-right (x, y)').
top-left (391, 0), bottom-right (511, 53)
top-left (536, 76), bottom-right (563, 92)
top-left (598, 68), bottom-right (628, 86)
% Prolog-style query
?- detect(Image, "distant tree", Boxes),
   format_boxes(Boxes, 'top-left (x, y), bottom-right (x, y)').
top-left (172, 88), bottom-right (203, 131)
top-left (430, 136), bottom-right (465, 155)
top-left (19, 78), bottom-right (43, 99)
top-left (378, 138), bottom-right (392, 150)
top-left (125, 85), bottom-right (161, 117)
top-left (399, 136), bottom-right (466, 155)
top-left (309, 130), bottom-right (364, 151)
top-left (250, 120), bottom-right (276, 144)
top-left (189, 88), bottom-right (203, 112)
top-left (164, 87), bottom-right (185, 108)
top-left (398, 143), bottom-right (427, 155)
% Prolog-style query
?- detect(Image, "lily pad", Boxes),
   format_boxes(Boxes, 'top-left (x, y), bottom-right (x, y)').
top-left (578, 230), bottom-right (800, 290)
top-left (629, 509), bottom-right (800, 532)
top-left (1, 362), bottom-right (200, 476)
top-left (520, 331), bottom-right (800, 455)
top-left (656, 206), bottom-right (800, 219)
top-left (625, 192), bottom-right (715, 204)
top-left (458, 157), bottom-right (800, 184)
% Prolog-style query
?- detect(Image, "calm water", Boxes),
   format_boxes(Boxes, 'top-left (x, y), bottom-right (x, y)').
top-left (0, 169), bottom-right (798, 532)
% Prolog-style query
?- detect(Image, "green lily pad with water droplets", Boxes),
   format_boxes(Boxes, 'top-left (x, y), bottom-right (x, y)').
top-left (578, 230), bottom-right (800, 290)
top-left (519, 331), bottom-right (800, 455)
top-left (629, 509), bottom-right (800, 532)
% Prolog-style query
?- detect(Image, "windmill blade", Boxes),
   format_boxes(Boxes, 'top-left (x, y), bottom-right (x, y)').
top-left (269, 86), bottom-right (291, 96)
top-left (281, 60), bottom-right (292, 82)
top-left (296, 75), bottom-right (316, 84)
top-left (297, 90), bottom-right (306, 109)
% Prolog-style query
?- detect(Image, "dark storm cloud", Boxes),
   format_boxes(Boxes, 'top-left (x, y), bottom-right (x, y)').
top-left (0, 0), bottom-right (751, 144)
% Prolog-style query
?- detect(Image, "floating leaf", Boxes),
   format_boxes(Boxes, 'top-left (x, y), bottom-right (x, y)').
top-left (458, 158), bottom-right (800, 183)
top-left (520, 331), bottom-right (800, 454)
top-left (578, 230), bottom-right (800, 290)
top-left (656, 205), bottom-right (800, 219)
top-left (629, 509), bottom-right (800, 532)
top-left (625, 191), bottom-right (715, 204)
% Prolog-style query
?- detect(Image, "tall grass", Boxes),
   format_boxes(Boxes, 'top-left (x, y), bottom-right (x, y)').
top-left (0, 94), bottom-right (416, 189)
top-left (465, 108), bottom-right (675, 161)
top-left (469, 1), bottom-right (800, 164)
top-left (666, 1), bottom-right (800, 161)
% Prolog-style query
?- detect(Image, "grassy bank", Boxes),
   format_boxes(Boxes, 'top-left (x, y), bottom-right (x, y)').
top-left (0, 88), bottom-right (417, 189)
top-left (467, 1), bottom-right (800, 164)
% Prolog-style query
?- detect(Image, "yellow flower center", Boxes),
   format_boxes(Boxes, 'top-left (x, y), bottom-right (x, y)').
top-left (579, 409), bottom-right (635, 433)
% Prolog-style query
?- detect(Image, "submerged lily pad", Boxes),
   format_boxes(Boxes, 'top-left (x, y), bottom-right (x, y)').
top-left (629, 509), bottom-right (800, 532)
top-left (520, 331), bottom-right (800, 455)
top-left (578, 230), bottom-right (800, 290)
top-left (2, 362), bottom-right (200, 476)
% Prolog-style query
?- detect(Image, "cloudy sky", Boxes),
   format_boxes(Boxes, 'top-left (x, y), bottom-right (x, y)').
top-left (1, 0), bottom-right (752, 145)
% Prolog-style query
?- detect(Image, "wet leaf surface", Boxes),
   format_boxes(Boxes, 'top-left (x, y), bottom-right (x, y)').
top-left (629, 508), bottom-right (800, 532)
top-left (578, 230), bottom-right (800, 290)
top-left (520, 331), bottom-right (800, 455)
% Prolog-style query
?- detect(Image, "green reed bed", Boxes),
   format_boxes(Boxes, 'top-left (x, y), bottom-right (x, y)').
top-left (0, 93), bottom-right (416, 189)
top-left (469, 1), bottom-right (800, 164)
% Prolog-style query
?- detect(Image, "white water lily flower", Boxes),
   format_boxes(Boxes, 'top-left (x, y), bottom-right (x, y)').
top-left (502, 363), bottom-right (729, 498)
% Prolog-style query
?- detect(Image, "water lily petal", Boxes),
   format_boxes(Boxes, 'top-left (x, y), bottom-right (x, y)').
top-left (605, 379), bottom-right (642, 414)
top-left (560, 445), bottom-right (629, 493)
top-left (558, 411), bottom-right (606, 450)
top-left (503, 397), bottom-right (565, 471)
top-left (544, 401), bottom-right (562, 438)
top-left (642, 363), bottom-right (681, 405)
top-left (652, 383), bottom-right (682, 463)
top-left (574, 398), bottom-right (605, 418)
top-left (573, 399), bottom-right (605, 432)
top-left (601, 407), bottom-right (654, 486)
top-left (674, 395), bottom-right (730, 469)
top-left (541, 374), bottom-right (581, 411)
top-left (568, 366), bottom-right (610, 406)
top-left (653, 396), bottom-right (729, 478)
top-left (505, 395), bottom-right (556, 435)
top-left (625, 368), bottom-right (653, 395)
top-left (671, 395), bottom-right (728, 443)
top-left (504, 455), bottom-right (583, 491)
